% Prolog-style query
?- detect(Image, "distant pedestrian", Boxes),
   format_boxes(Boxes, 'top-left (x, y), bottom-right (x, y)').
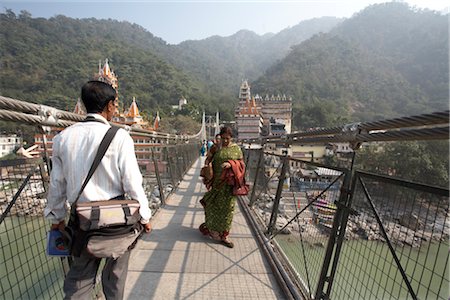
top-left (207, 139), bottom-right (214, 150)
top-left (200, 140), bottom-right (207, 156)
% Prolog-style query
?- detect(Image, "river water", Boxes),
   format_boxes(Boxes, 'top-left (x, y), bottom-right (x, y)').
top-left (0, 216), bottom-right (65, 299)
top-left (277, 235), bottom-right (449, 299)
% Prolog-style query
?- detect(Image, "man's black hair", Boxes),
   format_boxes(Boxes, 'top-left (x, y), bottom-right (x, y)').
top-left (81, 81), bottom-right (117, 113)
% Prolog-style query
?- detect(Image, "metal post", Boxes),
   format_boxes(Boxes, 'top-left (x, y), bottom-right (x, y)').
top-left (323, 171), bottom-right (358, 298)
top-left (177, 146), bottom-right (184, 177)
top-left (40, 132), bottom-right (52, 172)
top-left (249, 148), bottom-right (264, 206)
top-left (181, 145), bottom-right (188, 174)
top-left (172, 147), bottom-right (180, 183)
top-left (267, 155), bottom-right (289, 236)
top-left (315, 154), bottom-right (356, 299)
top-left (178, 145), bottom-right (184, 173)
top-left (151, 148), bottom-right (165, 205)
top-left (244, 144), bottom-right (251, 173)
top-left (38, 160), bottom-right (49, 193)
top-left (0, 165), bottom-right (37, 224)
top-left (165, 147), bottom-right (176, 187)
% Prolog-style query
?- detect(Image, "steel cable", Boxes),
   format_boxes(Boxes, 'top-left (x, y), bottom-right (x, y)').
top-left (0, 96), bottom-right (202, 142)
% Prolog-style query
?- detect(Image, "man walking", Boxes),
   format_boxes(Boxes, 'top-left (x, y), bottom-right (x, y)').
top-left (44, 80), bottom-right (152, 299)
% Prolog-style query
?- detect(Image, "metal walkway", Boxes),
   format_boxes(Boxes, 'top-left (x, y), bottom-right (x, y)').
top-left (124, 157), bottom-right (285, 299)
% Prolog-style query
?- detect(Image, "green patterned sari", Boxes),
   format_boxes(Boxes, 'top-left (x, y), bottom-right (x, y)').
top-left (200, 143), bottom-right (243, 240)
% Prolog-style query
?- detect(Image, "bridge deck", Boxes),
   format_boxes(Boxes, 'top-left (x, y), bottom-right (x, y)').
top-left (124, 157), bottom-right (284, 299)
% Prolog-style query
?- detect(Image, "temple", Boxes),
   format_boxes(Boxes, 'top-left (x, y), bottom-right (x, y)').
top-left (94, 58), bottom-right (118, 90)
top-left (92, 59), bottom-right (157, 130)
top-left (236, 92), bottom-right (263, 140)
top-left (235, 80), bottom-right (292, 139)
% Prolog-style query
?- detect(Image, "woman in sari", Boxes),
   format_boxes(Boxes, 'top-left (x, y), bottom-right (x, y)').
top-left (199, 127), bottom-right (243, 248)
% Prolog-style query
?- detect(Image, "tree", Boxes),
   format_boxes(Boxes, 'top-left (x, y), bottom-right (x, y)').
top-left (19, 10), bottom-right (32, 19)
top-left (158, 115), bottom-right (201, 135)
top-left (356, 141), bottom-right (449, 188)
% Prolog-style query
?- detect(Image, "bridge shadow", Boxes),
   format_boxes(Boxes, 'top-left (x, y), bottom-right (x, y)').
top-left (124, 157), bottom-right (284, 299)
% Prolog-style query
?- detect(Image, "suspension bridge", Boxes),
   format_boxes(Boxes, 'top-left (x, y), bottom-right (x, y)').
top-left (0, 96), bottom-right (448, 299)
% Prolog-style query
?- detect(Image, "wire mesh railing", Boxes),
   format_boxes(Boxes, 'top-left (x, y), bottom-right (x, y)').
top-left (0, 96), bottom-right (448, 299)
top-left (243, 148), bottom-right (449, 299)
top-left (330, 172), bottom-right (449, 300)
top-left (139, 143), bottom-right (199, 210)
top-left (0, 158), bottom-right (67, 299)
top-left (0, 144), bottom-right (198, 299)
top-left (242, 150), bottom-right (349, 298)
top-left (0, 135), bottom-right (198, 299)
top-left (241, 111), bottom-right (449, 300)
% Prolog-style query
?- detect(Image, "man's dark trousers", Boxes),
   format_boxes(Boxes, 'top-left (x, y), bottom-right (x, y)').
top-left (63, 249), bottom-right (131, 300)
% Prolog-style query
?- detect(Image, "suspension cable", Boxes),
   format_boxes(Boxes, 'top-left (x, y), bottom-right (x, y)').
top-left (0, 96), bottom-right (203, 142)
top-left (241, 110), bottom-right (449, 146)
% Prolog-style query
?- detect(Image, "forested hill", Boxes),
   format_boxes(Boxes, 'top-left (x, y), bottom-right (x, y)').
top-left (0, 10), bottom-right (340, 121)
top-left (162, 17), bottom-right (341, 95)
top-left (0, 11), bottom-right (212, 115)
top-left (254, 3), bottom-right (449, 129)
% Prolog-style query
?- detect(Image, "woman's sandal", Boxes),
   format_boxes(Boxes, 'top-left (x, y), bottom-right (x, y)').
top-left (222, 239), bottom-right (234, 248)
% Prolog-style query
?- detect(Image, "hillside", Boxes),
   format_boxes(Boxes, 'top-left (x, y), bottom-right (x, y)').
top-left (0, 10), bottom-right (341, 122)
top-left (0, 11), bottom-right (208, 114)
top-left (166, 17), bottom-right (342, 95)
top-left (253, 3), bottom-right (448, 129)
top-left (333, 3), bottom-right (448, 111)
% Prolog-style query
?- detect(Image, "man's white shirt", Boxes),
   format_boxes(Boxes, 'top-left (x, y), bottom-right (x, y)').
top-left (44, 114), bottom-right (151, 224)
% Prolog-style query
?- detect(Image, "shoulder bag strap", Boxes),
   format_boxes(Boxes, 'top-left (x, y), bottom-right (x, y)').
top-left (73, 126), bottom-right (120, 205)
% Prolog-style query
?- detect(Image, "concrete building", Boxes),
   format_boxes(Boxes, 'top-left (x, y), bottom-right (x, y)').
top-left (171, 97), bottom-right (188, 111)
top-left (235, 80), bottom-right (292, 139)
top-left (291, 144), bottom-right (327, 166)
top-left (0, 134), bottom-right (22, 157)
top-left (325, 143), bottom-right (354, 157)
top-left (236, 96), bottom-right (263, 140)
top-left (255, 93), bottom-right (292, 135)
top-left (268, 118), bottom-right (287, 136)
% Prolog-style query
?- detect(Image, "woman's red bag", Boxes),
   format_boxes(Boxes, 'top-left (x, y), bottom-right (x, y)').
top-left (233, 183), bottom-right (249, 196)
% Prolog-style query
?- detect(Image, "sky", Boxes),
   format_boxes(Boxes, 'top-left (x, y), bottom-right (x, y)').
top-left (2, 0), bottom-right (448, 44)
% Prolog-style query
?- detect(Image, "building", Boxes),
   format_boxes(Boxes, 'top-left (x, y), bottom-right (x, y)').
top-left (92, 59), bottom-right (157, 130)
top-left (113, 97), bottom-right (148, 128)
top-left (0, 134), bottom-right (22, 157)
top-left (325, 143), bottom-right (354, 157)
top-left (235, 80), bottom-right (262, 140)
top-left (94, 58), bottom-right (118, 90)
top-left (235, 80), bottom-right (252, 115)
top-left (178, 97), bottom-right (187, 110)
top-left (290, 144), bottom-right (327, 167)
top-left (268, 117), bottom-right (287, 136)
top-left (235, 80), bottom-right (292, 140)
top-left (236, 96), bottom-right (263, 140)
top-left (255, 93), bottom-right (292, 135)
top-left (171, 97), bottom-right (188, 111)
top-left (73, 98), bottom-right (86, 115)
